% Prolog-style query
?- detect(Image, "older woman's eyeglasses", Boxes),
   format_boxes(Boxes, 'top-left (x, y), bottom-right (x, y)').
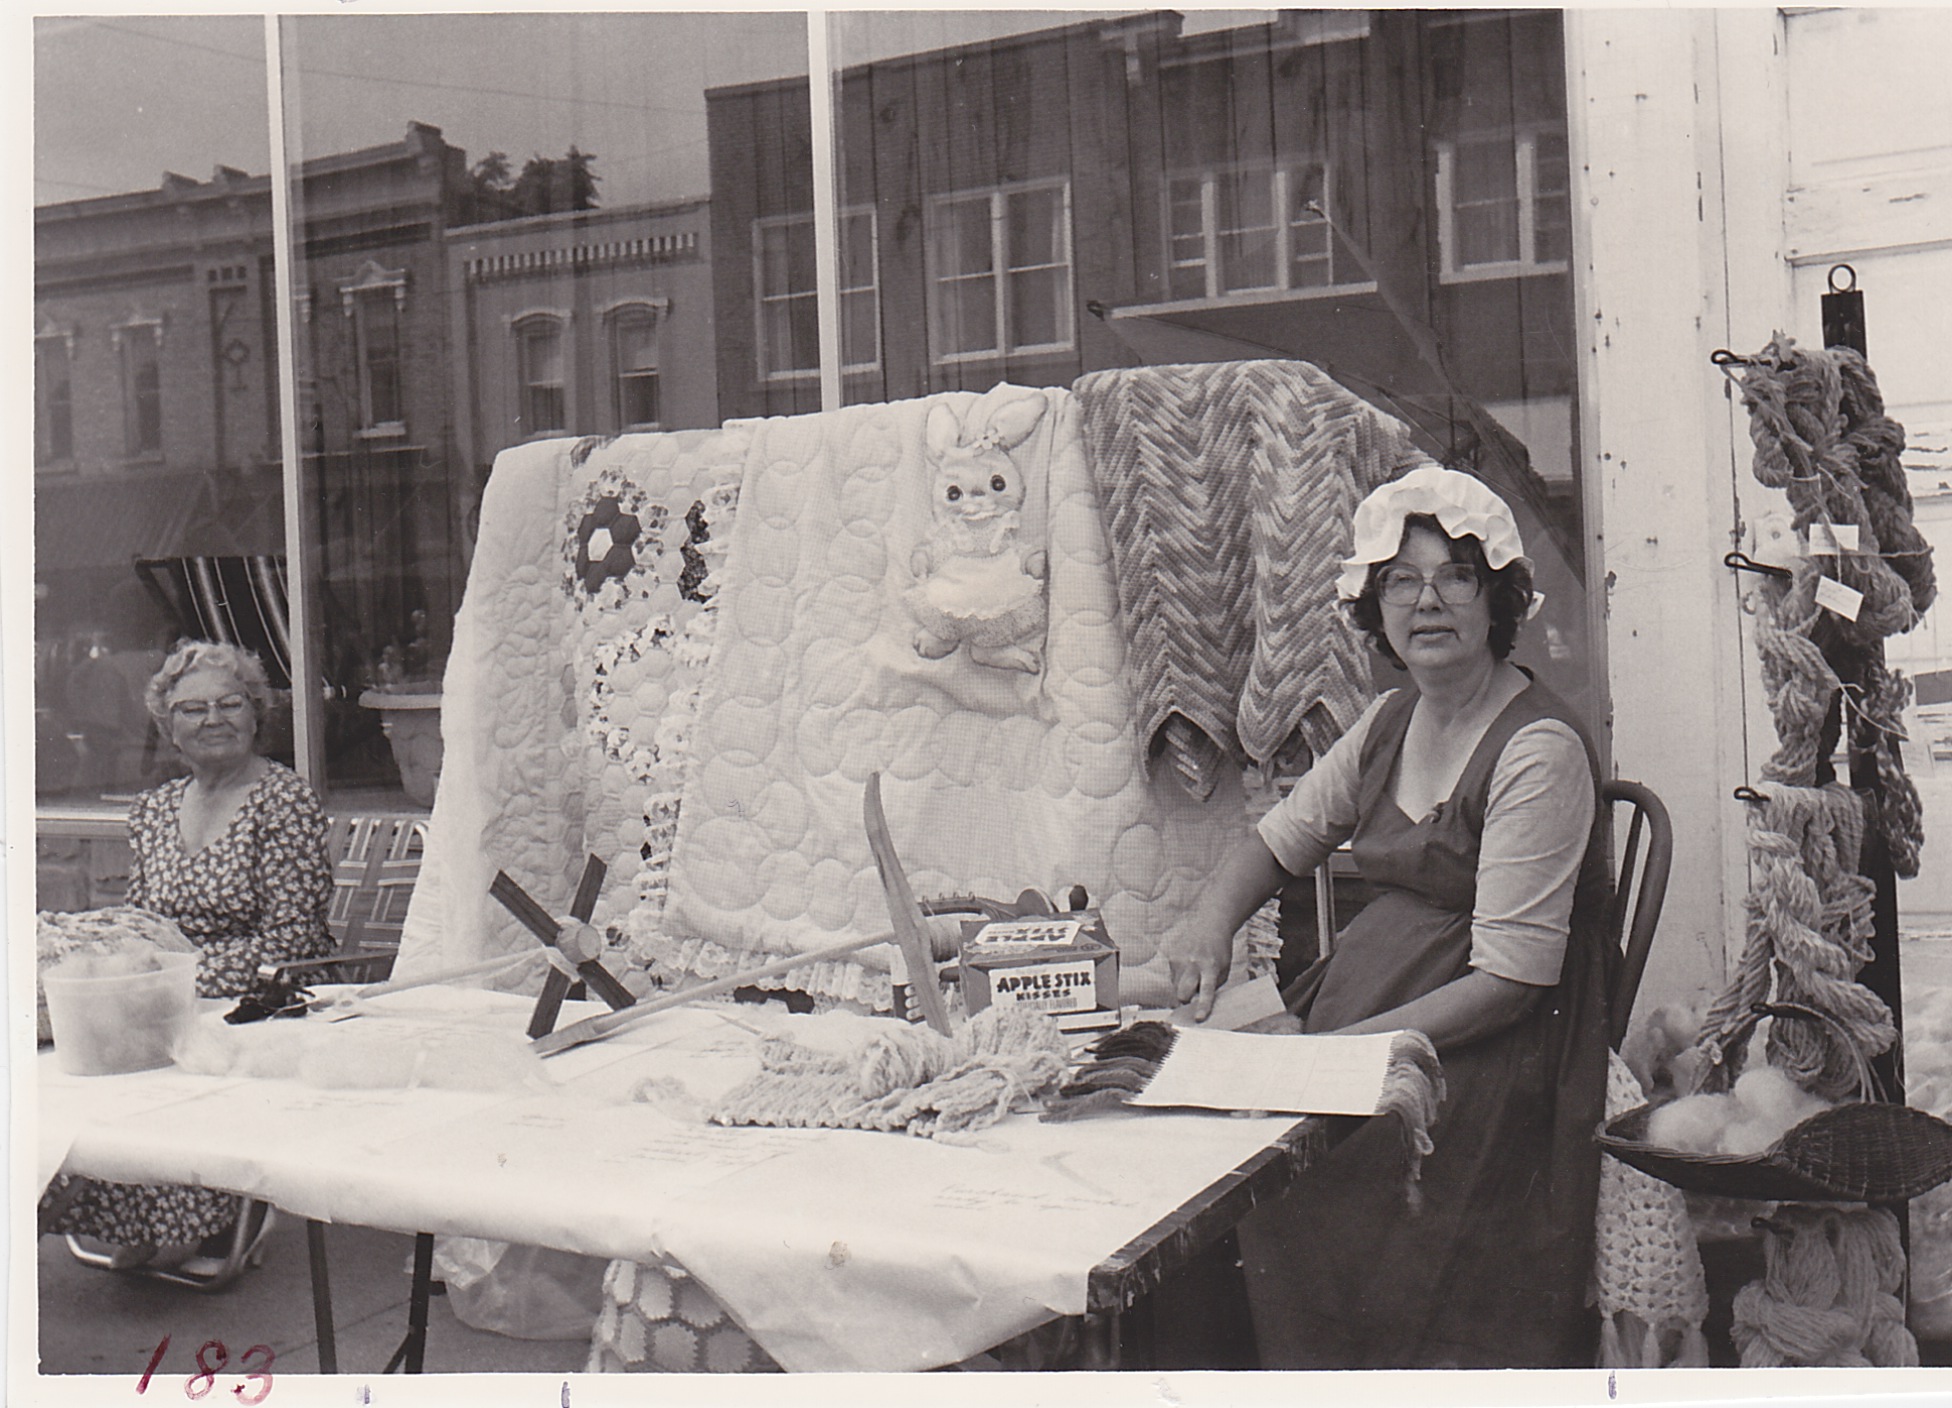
top-left (1377, 563), bottom-right (1482, 607)
top-left (170, 695), bottom-right (251, 723)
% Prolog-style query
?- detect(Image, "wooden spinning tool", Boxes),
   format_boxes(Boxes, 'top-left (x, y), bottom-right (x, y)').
top-left (529, 773), bottom-right (955, 1056)
top-left (862, 771), bottom-right (954, 1036)
top-left (489, 855), bottom-right (637, 1038)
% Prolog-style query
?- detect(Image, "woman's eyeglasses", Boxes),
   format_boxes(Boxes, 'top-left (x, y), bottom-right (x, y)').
top-left (1377, 563), bottom-right (1483, 607)
top-left (170, 695), bottom-right (251, 723)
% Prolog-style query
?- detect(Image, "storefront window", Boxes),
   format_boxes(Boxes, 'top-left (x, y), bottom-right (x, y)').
top-left (277, 11), bottom-right (809, 807)
top-left (35, 9), bottom-right (1588, 815)
top-left (809, 8), bottom-right (1595, 724)
top-left (33, 17), bottom-right (286, 810)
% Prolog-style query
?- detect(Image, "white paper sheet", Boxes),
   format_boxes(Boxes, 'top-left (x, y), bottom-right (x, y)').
top-left (1129, 1026), bottom-right (1406, 1116)
top-left (1167, 973), bottom-right (1287, 1031)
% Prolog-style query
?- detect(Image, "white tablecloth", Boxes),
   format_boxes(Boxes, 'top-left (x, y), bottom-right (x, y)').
top-left (40, 990), bottom-right (1302, 1371)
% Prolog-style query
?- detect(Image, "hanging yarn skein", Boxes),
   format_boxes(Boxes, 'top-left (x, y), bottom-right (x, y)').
top-left (1693, 781), bottom-right (1892, 1100)
top-left (1731, 1205), bottom-right (1918, 1367)
top-left (1694, 558), bottom-right (1891, 1096)
top-left (1724, 333), bottom-right (1931, 874)
top-left (1728, 336), bottom-right (1923, 643)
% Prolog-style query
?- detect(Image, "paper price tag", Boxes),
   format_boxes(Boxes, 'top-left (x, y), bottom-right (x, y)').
top-left (1808, 522), bottom-right (1861, 555)
top-left (1815, 575), bottom-right (1864, 622)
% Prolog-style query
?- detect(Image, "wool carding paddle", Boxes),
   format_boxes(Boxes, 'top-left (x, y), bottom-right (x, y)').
top-left (862, 771), bottom-right (955, 1036)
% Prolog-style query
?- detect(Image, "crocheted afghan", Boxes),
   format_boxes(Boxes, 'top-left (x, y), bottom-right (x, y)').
top-left (1073, 360), bottom-right (1423, 799)
top-left (1593, 1050), bottom-right (1710, 1368)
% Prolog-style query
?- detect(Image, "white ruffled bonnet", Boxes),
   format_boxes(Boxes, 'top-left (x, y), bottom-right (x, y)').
top-left (1336, 462), bottom-right (1536, 612)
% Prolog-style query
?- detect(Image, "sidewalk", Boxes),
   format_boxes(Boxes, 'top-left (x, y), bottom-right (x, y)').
top-left (35, 1215), bottom-right (591, 1380)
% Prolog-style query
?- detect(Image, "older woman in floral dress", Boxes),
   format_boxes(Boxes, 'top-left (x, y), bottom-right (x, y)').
top-left (44, 640), bottom-right (334, 1277)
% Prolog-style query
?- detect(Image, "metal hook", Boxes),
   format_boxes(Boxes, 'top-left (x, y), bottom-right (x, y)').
top-left (1711, 349), bottom-right (1756, 367)
top-left (1733, 785), bottom-right (1768, 805)
top-left (1724, 551), bottom-right (1792, 581)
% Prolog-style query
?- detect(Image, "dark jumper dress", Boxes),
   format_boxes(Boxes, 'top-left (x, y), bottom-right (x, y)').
top-left (1238, 679), bottom-right (1613, 1369)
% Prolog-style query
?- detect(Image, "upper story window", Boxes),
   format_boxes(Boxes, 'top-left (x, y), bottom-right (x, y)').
top-left (607, 302), bottom-right (664, 431)
top-left (1436, 127), bottom-right (1571, 283)
top-left (114, 317), bottom-right (163, 458)
top-left (1164, 161), bottom-right (1363, 302)
top-left (925, 180), bottom-right (1072, 364)
top-left (339, 261), bottom-right (408, 433)
top-left (513, 313), bottom-right (568, 436)
top-left (754, 207), bottom-right (879, 380)
top-left (35, 328), bottom-right (74, 466)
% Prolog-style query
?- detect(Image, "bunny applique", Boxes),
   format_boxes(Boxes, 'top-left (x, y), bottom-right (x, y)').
top-left (906, 390), bottom-right (1050, 674)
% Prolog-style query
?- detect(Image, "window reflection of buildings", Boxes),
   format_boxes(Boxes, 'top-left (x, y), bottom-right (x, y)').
top-left (31, 120), bottom-right (720, 804)
top-left (754, 208), bottom-right (879, 381)
top-left (700, 7), bottom-right (1588, 719)
top-left (705, 9), bottom-right (1577, 498)
top-left (446, 199), bottom-right (717, 485)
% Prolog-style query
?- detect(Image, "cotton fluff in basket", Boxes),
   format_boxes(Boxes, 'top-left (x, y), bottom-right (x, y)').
top-left (174, 1013), bottom-right (553, 1093)
top-left (1645, 1066), bottom-right (1833, 1157)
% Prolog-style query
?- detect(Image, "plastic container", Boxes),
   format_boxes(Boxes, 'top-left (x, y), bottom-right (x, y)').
top-left (43, 948), bottom-right (198, 1075)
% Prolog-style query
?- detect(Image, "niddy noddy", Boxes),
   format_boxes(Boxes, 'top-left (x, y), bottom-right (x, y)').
top-left (529, 772), bottom-right (957, 1057)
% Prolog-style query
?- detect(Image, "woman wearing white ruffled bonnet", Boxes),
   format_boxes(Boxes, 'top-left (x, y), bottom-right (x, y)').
top-left (1169, 463), bottom-right (1613, 1368)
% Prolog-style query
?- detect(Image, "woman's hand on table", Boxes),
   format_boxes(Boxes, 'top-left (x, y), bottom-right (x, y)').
top-left (1171, 835), bottom-right (1293, 1023)
top-left (1167, 927), bottom-right (1235, 1023)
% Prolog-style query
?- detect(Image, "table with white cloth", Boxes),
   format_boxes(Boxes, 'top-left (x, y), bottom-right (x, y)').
top-left (39, 989), bottom-right (1322, 1372)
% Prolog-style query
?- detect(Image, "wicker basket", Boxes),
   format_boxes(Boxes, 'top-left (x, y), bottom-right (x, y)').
top-left (1597, 1002), bottom-right (1952, 1203)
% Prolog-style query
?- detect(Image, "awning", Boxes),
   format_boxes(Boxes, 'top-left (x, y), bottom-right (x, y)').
top-left (34, 465), bottom-right (286, 578)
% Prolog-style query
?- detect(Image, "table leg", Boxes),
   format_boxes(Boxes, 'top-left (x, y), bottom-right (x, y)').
top-left (383, 1232), bottom-right (436, 1374)
top-left (1077, 1309), bottom-right (1122, 1370)
top-left (305, 1220), bottom-right (336, 1376)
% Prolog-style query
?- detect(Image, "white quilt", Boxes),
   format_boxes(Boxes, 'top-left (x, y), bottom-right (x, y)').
top-left (655, 385), bottom-right (1248, 1009)
top-left (396, 429), bottom-right (748, 979)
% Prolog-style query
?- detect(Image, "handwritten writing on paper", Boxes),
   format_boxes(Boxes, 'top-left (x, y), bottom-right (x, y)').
top-left (1128, 1028), bottom-right (1405, 1116)
top-left (587, 1121), bottom-right (806, 1182)
top-left (930, 1183), bottom-right (1129, 1216)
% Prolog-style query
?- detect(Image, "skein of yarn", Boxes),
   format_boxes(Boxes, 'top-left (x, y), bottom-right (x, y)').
top-left (1730, 1205), bottom-right (1917, 1367)
top-left (1693, 782), bottom-right (1893, 1098)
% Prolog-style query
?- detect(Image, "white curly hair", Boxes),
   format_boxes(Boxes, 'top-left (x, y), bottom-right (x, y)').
top-left (143, 639), bottom-right (276, 725)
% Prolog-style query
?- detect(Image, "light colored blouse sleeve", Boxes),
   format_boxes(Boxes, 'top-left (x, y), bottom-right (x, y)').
top-left (1471, 719), bottom-right (1596, 987)
top-left (1254, 692), bottom-right (1394, 877)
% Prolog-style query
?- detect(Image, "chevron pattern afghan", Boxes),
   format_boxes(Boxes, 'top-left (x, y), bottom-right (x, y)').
top-left (1075, 360), bottom-right (1423, 797)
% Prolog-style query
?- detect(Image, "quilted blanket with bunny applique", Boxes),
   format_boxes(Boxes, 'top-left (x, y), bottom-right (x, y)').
top-left (650, 384), bottom-right (1247, 1010)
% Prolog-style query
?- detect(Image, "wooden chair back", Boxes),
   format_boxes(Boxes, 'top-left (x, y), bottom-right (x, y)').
top-left (1602, 779), bottom-right (1674, 1050)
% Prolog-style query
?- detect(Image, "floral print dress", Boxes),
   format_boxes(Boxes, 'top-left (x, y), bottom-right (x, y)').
top-left (44, 761), bottom-right (334, 1249)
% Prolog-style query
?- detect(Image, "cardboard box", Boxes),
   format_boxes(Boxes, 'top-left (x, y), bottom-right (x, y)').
top-left (958, 912), bottom-right (1120, 1024)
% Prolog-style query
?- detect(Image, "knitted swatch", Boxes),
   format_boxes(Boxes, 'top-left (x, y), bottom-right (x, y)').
top-left (704, 1006), bottom-right (1070, 1140)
